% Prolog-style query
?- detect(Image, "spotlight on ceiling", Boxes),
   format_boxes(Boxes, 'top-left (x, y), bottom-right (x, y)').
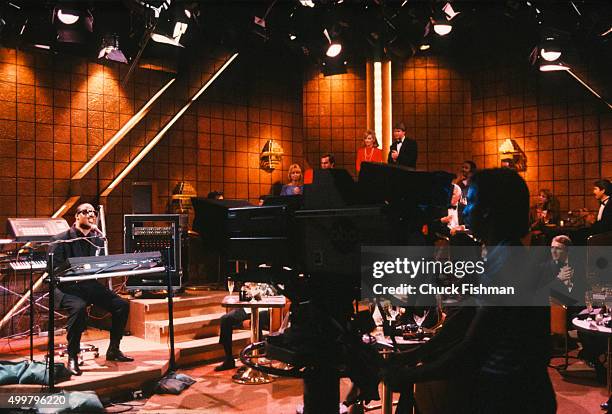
top-left (539, 37), bottom-right (561, 61)
top-left (98, 33), bottom-right (128, 63)
top-left (431, 2), bottom-right (458, 36)
top-left (323, 28), bottom-right (342, 57)
top-left (539, 61), bottom-right (569, 72)
top-left (151, 5), bottom-right (191, 47)
top-left (432, 19), bottom-right (452, 36)
top-left (52, 6), bottom-right (93, 44)
top-left (326, 42), bottom-right (342, 57)
top-left (299, 0), bottom-right (315, 7)
top-left (56, 8), bottom-right (79, 25)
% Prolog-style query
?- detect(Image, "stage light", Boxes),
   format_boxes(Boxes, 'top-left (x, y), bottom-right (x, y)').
top-left (151, 5), bottom-right (191, 47)
top-left (539, 38), bottom-right (561, 61)
top-left (52, 6), bottom-right (93, 44)
top-left (432, 20), bottom-right (452, 36)
top-left (98, 34), bottom-right (128, 64)
top-left (539, 61), bottom-right (569, 72)
top-left (419, 43), bottom-right (430, 51)
top-left (56, 9), bottom-right (79, 25)
top-left (299, 0), bottom-right (315, 7)
top-left (326, 42), bottom-right (342, 57)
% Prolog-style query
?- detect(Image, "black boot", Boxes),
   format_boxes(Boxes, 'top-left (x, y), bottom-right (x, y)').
top-left (106, 344), bottom-right (134, 362)
top-left (68, 356), bottom-right (82, 376)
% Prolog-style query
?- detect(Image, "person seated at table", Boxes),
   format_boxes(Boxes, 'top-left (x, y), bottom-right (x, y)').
top-left (431, 183), bottom-right (466, 239)
top-left (536, 235), bottom-right (585, 309)
top-left (214, 283), bottom-right (276, 371)
top-left (355, 129), bottom-right (383, 174)
top-left (530, 189), bottom-right (560, 231)
top-left (586, 179), bottom-right (612, 234)
top-left (280, 163), bottom-right (303, 196)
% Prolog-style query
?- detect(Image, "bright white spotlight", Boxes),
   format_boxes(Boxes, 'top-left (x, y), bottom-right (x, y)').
top-left (57, 9), bottom-right (80, 25)
top-left (433, 22), bottom-right (452, 36)
top-left (419, 43), bottom-right (430, 51)
top-left (539, 62), bottom-right (569, 72)
top-left (326, 42), bottom-right (342, 57)
top-left (540, 48), bottom-right (561, 61)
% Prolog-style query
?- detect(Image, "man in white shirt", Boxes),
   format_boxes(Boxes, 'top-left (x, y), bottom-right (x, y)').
top-left (440, 184), bottom-right (466, 235)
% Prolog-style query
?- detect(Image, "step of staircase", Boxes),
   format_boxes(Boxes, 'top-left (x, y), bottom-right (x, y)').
top-left (128, 292), bottom-right (229, 339)
top-left (176, 330), bottom-right (251, 367)
top-left (144, 312), bottom-right (228, 343)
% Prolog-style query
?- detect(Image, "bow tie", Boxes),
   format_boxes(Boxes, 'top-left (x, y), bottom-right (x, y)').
top-left (448, 205), bottom-right (458, 210)
top-left (601, 199), bottom-right (609, 206)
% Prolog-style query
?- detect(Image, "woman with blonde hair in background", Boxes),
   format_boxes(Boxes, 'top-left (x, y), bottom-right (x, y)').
top-left (280, 163), bottom-right (303, 195)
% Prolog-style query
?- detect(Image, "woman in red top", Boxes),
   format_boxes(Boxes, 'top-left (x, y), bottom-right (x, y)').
top-left (356, 129), bottom-right (383, 174)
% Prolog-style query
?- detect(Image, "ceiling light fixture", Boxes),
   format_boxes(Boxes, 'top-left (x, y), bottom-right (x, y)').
top-left (539, 61), bottom-right (569, 72)
top-left (326, 42), bottom-right (342, 57)
top-left (56, 9), bottom-right (79, 25)
top-left (98, 34), bottom-right (128, 63)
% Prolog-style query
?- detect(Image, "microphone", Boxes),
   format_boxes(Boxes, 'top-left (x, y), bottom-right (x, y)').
top-left (89, 225), bottom-right (107, 240)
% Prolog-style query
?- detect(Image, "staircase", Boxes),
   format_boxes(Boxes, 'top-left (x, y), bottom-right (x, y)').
top-left (127, 291), bottom-right (250, 367)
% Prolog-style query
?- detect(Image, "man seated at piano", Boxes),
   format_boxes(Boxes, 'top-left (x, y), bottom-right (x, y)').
top-left (47, 203), bottom-right (133, 376)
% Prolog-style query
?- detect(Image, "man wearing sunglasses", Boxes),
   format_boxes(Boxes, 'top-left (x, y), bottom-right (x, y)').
top-left (47, 203), bottom-right (133, 376)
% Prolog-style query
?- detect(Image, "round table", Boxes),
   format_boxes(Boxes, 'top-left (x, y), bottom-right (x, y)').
top-left (221, 295), bottom-right (286, 385)
top-left (572, 317), bottom-right (612, 393)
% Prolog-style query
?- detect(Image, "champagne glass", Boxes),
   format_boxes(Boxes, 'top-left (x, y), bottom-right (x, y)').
top-left (227, 277), bottom-right (235, 296)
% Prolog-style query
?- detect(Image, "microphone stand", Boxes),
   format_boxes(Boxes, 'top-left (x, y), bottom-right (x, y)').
top-left (47, 252), bottom-right (56, 393)
top-left (166, 247), bottom-right (176, 372)
top-left (154, 248), bottom-right (194, 393)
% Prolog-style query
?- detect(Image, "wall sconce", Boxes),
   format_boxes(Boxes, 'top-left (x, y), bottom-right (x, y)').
top-left (499, 138), bottom-right (527, 171)
top-left (259, 139), bottom-right (284, 172)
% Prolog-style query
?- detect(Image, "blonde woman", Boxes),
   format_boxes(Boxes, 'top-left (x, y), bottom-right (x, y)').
top-left (281, 164), bottom-right (303, 195)
top-left (356, 130), bottom-right (383, 173)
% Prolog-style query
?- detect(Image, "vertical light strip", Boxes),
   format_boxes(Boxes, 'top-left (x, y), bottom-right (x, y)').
top-left (101, 52), bottom-right (239, 197)
top-left (373, 62), bottom-right (383, 145)
top-left (72, 77), bottom-right (177, 180)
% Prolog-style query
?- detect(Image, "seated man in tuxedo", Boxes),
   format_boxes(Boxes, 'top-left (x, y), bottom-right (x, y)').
top-left (387, 122), bottom-right (417, 169)
top-left (587, 179), bottom-right (612, 234)
top-left (47, 203), bottom-right (133, 376)
top-left (537, 235), bottom-right (585, 308)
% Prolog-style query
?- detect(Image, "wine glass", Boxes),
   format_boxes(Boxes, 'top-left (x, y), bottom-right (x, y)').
top-left (227, 277), bottom-right (235, 296)
top-left (413, 309), bottom-right (430, 336)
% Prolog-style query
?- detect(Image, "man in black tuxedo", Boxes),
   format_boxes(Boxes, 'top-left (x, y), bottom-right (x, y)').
top-left (589, 179), bottom-right (612, 234)
top-left (387, 122), bottom-right (417, 169)
top-left (537, 235), bottom-right (585, 307)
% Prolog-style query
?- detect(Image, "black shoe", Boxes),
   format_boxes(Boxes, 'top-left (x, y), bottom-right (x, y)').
top-left (68, 357), bottom-right (82, 376)
top-left (214, 359), bottom-right (236, 371)
top-left (106, 348), bottom-right (134, 362)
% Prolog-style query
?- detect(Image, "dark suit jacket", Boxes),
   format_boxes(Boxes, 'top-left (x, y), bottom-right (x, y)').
top-left (536, 259), bottom-right (585, 307)
top-left (388, 138), bottom-right (417, 169)
top-left (46, 225), bottom-right (105, 305)
top-left (591, 200), bottom-right (612, 235)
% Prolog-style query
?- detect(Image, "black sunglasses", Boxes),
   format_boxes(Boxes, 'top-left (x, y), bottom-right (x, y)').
top-left (77, 209), bottom-right (98, 216)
